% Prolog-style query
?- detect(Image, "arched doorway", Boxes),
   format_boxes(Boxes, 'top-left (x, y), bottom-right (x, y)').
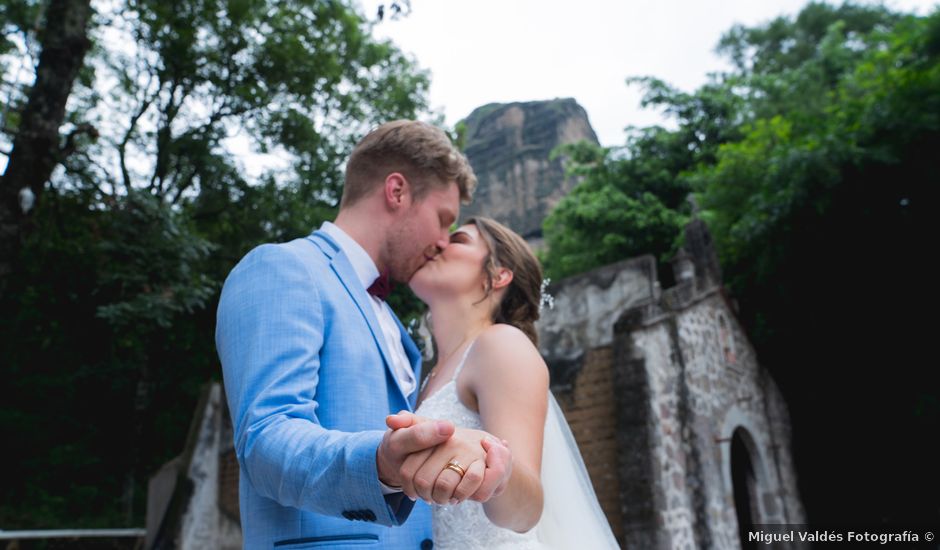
top-left (731, 428), bottom-right (758, 549)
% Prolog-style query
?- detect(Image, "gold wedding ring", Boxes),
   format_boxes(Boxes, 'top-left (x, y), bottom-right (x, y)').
top-left (444, 459), bottom-right (466, 477)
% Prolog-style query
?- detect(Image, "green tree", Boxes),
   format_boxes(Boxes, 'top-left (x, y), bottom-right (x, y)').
top-left (0, 0), bottom-right (430, 527)
top-left (542, 3), bottom-right (906, 284)
top-left (692, 9), bottom-right (938, 345)
top-left (542, 140), bottom-right (687, 280)
top-left (0, 0), bottom-right (94, 283)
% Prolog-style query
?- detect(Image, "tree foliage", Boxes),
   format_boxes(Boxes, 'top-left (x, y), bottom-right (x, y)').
top-left (542, 140), bottom-right (687, 280)
top-left (543, 1), bottom-right (936, 306)
top-left (0, 0), bottom-right (429, 527)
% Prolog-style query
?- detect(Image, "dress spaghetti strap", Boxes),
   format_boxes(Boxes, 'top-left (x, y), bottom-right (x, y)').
top-left (451, 338), bottom-right (478, 382)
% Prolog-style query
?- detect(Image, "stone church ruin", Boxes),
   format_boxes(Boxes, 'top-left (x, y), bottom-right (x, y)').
top-left (538, 218), bottom-right (805, 548)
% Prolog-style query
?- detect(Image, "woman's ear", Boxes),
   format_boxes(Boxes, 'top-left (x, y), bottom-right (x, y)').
top-left (492, 267), bottom-right (513, 291)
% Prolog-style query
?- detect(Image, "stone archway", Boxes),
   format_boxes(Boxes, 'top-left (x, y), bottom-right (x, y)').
top-left (718, 407), bottom-right (786, 546)
top-left (731, 428), bottom-right (760, 549)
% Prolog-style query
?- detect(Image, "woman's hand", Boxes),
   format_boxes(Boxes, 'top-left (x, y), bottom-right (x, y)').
top-left (386, 411), bottom-right (513, 505)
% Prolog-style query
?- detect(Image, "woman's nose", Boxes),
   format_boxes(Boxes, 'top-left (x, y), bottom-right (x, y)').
top-left (435, 231), bottom-right (450, 251)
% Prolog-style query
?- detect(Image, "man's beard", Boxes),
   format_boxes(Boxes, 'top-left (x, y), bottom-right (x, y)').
top-left (384, 225), bottom-right (426, 283)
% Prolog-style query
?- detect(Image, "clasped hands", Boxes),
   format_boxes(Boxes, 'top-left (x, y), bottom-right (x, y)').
top-left (376, 411), bottom-right (512, 505)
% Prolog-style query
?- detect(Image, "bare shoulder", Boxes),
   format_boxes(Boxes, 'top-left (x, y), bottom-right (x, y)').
top-left (470, 324), bottom-right (548, 383)
top-left (476, 323), bottom-right (536, 351)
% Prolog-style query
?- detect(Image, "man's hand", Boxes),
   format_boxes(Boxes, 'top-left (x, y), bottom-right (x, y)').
top-left (376, 413), bottom-right (455, 489)
top-left (385, 411), bottom-right (513, 505)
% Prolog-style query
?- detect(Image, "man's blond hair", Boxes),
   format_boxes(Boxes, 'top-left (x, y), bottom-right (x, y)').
top-left (341, 120), bottom-right (476, 208)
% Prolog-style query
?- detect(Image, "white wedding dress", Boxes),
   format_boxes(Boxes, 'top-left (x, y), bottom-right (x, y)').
top-left (415, 342), bottom-right (620, 550)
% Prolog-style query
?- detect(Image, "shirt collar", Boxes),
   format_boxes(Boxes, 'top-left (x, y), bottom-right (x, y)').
top-left (320, 221), bottom-right (380, 291)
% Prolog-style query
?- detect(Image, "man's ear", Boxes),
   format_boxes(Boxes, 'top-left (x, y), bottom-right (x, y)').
top-left (383, 173), bottom-right (410, 209)
top-left (492, 267), bottom-right (513, 291)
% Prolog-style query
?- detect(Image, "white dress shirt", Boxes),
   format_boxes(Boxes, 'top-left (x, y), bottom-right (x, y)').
top-left (320, 222), bottom-right (417, 397)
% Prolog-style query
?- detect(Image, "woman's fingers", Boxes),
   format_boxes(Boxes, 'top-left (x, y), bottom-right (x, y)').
top-left (469, 437), bottom-right (513, 501)
top-left (430, 457), bottom-right (469, 505)
top-left (450, 459), bottom-right (485, 504)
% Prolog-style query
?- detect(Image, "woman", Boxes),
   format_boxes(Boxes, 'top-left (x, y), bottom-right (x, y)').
top-left (392, 217), bottom-right (619, 549)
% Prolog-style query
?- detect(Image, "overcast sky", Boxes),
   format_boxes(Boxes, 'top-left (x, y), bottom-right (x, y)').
top-left (366, 0), bottom-right (938, 146)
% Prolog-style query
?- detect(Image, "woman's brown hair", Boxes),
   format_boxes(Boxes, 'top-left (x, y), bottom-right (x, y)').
top-left (467, 217), bottom-right (543, 347)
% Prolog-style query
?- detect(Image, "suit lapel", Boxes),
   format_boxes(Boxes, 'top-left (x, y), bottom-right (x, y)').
top-left (309, 231), bottom-right (412, 409)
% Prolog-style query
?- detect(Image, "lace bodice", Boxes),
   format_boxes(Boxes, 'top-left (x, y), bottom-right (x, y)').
top-left (414, 343), bottom-right (544, 550)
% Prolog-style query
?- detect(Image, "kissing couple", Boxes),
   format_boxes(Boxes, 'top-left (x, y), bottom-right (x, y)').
top-left (217, 120), bottom-right (619, 549)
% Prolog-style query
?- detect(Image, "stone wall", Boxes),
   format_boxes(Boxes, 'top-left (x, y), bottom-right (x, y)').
top-left (537, 254), bottom-right (659, 382)
top-left (146, 383), bottom-right (242, 550)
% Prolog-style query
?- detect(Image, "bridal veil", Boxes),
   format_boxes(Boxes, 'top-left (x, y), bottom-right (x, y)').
top-left (535, 392), bottom-right (621, 549)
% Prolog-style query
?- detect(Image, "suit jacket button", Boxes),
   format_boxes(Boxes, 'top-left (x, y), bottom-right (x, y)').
top-left (342, 511), bottom-right (354, 520)
top-left (421, 539), bottom-right (433, 550)
top-left (364, 510), bottom-right (376, 521)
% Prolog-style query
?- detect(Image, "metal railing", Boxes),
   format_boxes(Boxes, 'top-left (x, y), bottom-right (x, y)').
top-left (0, 529), bottom-right (145, 549)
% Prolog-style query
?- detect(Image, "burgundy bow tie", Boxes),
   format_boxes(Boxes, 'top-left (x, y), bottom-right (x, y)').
top-left (368, 271), bottom-right (392, 301)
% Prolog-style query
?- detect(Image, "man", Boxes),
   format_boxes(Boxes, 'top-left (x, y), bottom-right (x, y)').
top-left (216, 120), bottom-right (512, 549)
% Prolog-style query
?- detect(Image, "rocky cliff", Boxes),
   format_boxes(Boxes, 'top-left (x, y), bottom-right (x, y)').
top-left (460, 99), bottom-right (599, 241)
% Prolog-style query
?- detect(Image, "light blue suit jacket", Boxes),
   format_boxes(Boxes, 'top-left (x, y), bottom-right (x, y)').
top-left (216, 230), bottom-right (432, 549)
